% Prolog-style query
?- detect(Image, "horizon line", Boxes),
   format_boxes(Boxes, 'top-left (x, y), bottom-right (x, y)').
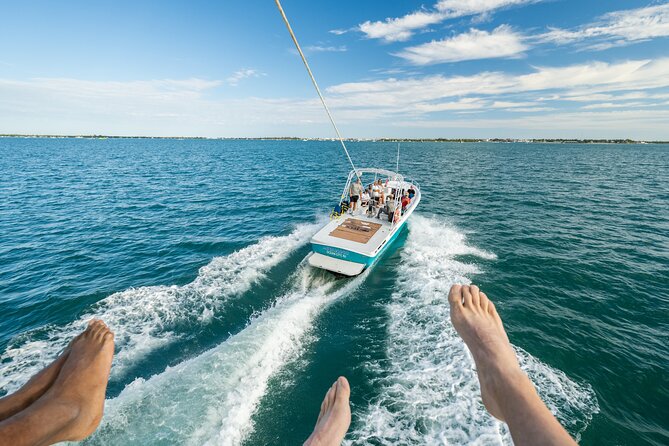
top-left (1, 134), bottom-right (668, 144)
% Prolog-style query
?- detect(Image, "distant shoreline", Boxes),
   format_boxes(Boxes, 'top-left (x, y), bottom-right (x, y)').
top-left (0, 134), bottom-right (667, 144)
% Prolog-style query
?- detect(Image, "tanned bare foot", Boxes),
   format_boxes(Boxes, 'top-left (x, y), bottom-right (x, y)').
top-left (0, 320), bottom-right (114, 446)
top-left (304, 377), bottom-right (351, 446)
top-left (449, 284), bottom-right (521, 421)
top-left (42, 319), bottom-right (114, 441)
top-left (0, 342), bottom-right (73, 421)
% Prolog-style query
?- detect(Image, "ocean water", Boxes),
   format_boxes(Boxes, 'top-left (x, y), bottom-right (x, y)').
top-left (0, 137), bottom-right (667, 445)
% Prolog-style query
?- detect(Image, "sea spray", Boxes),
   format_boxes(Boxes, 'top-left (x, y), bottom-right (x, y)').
top-left (347, 215), bottom-right (598, 445)
top-left (84, 264), bottom-right (368, 446)
top-left (0, 221), bottom-right (320, 393)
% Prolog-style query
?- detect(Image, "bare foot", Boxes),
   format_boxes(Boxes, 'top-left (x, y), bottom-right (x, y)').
top-left (0, 342), bottom-right (73, 421)
top-left (40, 319), bottom-right (115, 442)
top-left (449, 284), bottom-right (522, 421)
top-left (304, 377), bottom-right (351, 446)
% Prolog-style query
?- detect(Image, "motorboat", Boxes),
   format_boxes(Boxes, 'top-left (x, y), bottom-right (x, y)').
top-left (308, 168), bottom-right (420, 276)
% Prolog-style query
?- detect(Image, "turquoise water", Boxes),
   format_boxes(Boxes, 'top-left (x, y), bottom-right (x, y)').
top-left (0, 138), bottom-right (667, 445)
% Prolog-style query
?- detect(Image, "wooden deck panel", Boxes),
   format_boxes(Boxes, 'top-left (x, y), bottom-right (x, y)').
top-left (329, 218), bottom-right (382, 244)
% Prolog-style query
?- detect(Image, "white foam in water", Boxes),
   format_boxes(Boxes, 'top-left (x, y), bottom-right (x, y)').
top-left (83, 265), bottom-right (366, 446)
top-left (347, 215), bottom-right (599, 445)
top-left (0, 222), bottom-right (320, 393)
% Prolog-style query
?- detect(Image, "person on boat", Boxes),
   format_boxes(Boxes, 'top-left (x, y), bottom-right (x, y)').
top-left (0, 320), bottom-right (115, 445)
top-left (401, 192), bottom-right (411, 213)
top-left (360, 188), bottom-right (370, 209)
top-left (349, 178), bottom-right (363, 213)
top-left (408, 187), bottom-right (416, 199)
top-left (376, 194), bottom-right (396, 221)
top-left (372, 180), bottom-right (384, 205)
top-left (303, 285), bottom-right (579, 446)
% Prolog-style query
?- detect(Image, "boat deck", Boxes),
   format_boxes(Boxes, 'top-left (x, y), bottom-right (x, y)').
top-left (329, 218), bottom-right (382, 244)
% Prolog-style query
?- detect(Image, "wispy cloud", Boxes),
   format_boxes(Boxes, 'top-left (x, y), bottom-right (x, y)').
top-left (536, 4), bottom-right (669, 50)
top-left (327, 59), bottom-right (669, 108)
top-left (226, 68), bottom-right (265, 86)
top-left (1, 59), bottom-right (668, 139)
top-left (395, 25), bottom-right (527, 64)
top-left (395, 109), bottom-right (669, 136)
top-left (491, 100), bottom-right (537, 108)
top-left (358, 0), bottom-right (539, 42)
top-left (304, 45), bottom-right (347, 53)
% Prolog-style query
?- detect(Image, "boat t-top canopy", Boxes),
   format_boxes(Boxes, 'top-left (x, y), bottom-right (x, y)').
top-left (347, 168), bottom-right (404, 182)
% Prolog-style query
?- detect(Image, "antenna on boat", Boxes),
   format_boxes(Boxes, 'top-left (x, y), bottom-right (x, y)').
top-left (274, 0), bottom-right (361, 182)
top-left (396, 142), bottom-right (400, 173)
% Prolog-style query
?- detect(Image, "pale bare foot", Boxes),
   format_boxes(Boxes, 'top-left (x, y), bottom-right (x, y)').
top-left (0, 341), bottom-right (73, 421)
top-left (449, 284), bottom-right (522, 421)
top-left (304, 377), bottom-right (351, 446)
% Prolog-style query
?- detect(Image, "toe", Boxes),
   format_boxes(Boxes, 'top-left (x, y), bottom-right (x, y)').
top-left (84, 320), bottom-right (98, 335)
top-left (325, 383), bottom-right (336, 410)
top-left (470, 285), bottom-right (481, 309)
top-left (462, 286), bottom-right (473, 308)
top-left (488, 300), bottom-right (497, 316)
top-left (91, 324), bottom-right (106, 341)
top-left (103, 331), bottom-right (115, 343)
top-left (335, 377), bottom-right (350, 402)
top-left (97, 325), bottom-right (111, 341)
top-left (480, 291), bottom-right (490, 313)
top-left (448, 285), bottom-right (463, 309)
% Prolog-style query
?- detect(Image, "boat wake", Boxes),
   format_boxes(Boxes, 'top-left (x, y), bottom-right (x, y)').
top-left (0, 222), bottom-right (320, 394)
top-left (1, 215), bottom-right (599, 445)
top-left (84, 264), bottom-right (367, 446)
top-left (347, 215), bottom-right (599, 445)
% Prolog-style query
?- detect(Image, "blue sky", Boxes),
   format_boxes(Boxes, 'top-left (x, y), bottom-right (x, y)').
top-left (1, 0), bottom-right (668, 138)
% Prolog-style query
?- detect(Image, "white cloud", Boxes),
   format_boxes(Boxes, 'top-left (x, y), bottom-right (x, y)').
top-left (226, 68), bottom-right (265, 86)
top-left (395, 109), bottom-right (669, 135)
top-left (1, 59), bottom-right (668, 139)
top-left (304, 45), bottom-right (347, 53)
top-left (561, 91), bottom-right (656, 102)
top-left (327, 59), bottom-right (669, 108)
top-left (435, 0), bottom-right (538, 16)
top-left (0, 76), bottom-right (329, 137)
top-left (358, 0), bottom-right (538, 42)
top-left (395, 25), bottom-right (527, 64)
top-left (359, 10), bottom-right (447, 42)
top-left (491, 100), bottom-right (537, 108)
top-left (580, 101), bottom-right (663, 110)
top-left (504, 106), bottom-right (555, 112)
top-left (412, 97), bottom-right (487, 112)
top-left (537, 4), bottom-right (669, 49)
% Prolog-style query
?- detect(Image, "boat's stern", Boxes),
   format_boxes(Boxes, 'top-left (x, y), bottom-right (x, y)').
top-left (307, 218), bottom-right (376, 276)
top-left (307, 252), bottom-right (366, 276)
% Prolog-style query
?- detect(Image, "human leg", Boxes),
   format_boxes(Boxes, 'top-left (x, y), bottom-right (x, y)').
top-left (448, 285), bottom-right (576, 446)
top-left (0, 345), bottom-right (72, 421)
